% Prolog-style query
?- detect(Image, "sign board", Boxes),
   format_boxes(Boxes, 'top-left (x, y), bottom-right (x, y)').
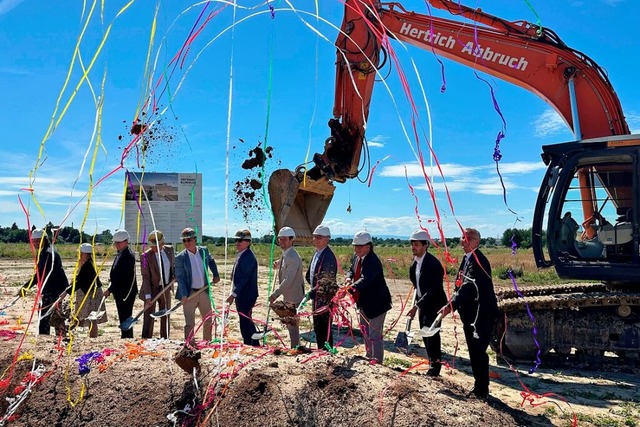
top-left (124, 172), bottom-right (202, 244)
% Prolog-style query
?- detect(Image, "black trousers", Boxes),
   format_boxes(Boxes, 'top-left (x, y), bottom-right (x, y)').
top-left (236, 300), bottom-right (259, 346)
top-left (313, 312), bottom-right (333, 350)
top-left (115, 292), bottom-right (136, 339)
top-left (419, 309), bottom-right (442, 372)
top-left (38, 293), bottom-right (57, 335)
top-left (463, 324), bottom-right (491, 394)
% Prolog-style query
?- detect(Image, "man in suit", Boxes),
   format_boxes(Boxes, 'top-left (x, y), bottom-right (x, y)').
top-left (175, 227), bottom-right (220, 343)
top-left (439, 228), bottom-right (499, 399)
top-left (305, 224), bottom-right (338, 350)
top-left (226, 229), bottom-right (260, 346)
top-left (407, 229), bottom-right (447, 376)
top-left (139, 230), bottom-right (175, 339)
top-left (104, 229), bottom-right (138, 339)
top-left (269, 226), bottom-right (305, 348)
top-left (24, 228), bottom-right (69, 335)
top-left (344, 231), bottom-right (392, 363)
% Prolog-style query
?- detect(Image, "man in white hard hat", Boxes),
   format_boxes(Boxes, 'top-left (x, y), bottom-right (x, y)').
top-left (407, 229), bottom-right (447, 376)
top-left (305, 224), bottom-right (337, 349)
top-left (175, 227), bottom-right (220, 343)
top-left (226, 229), bottom-right (260, 346)
top-left (344, 231), bottom-right (392, 363)
top-left (104, 229), bottom-right (138, 339)
top-left (438, 228), bottom-right (499, 399)
top-left (23, 228), bottom-right (69, 335)
top-left (139, 230), bottom-right (175, 339)
top-left (269, 226), bottom-right (305, 348)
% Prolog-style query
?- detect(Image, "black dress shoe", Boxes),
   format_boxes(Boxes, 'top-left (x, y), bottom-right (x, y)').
top-left (468, 387), bottom-right (488, 399)
top-left (426, 369), bottom-right (440, 377)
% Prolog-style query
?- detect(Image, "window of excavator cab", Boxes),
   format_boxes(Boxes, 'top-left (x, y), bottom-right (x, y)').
top-left (558, 157), bottom-right (635, 261)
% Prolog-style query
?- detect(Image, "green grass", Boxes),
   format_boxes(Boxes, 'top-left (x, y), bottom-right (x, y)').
top-left (0, 242), bottom-right (568, 284)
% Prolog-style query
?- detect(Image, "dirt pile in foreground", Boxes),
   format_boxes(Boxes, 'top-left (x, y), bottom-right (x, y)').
top-left (0, 336), bottom-right (542, 427)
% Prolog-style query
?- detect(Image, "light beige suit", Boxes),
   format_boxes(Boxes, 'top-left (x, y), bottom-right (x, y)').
top-left (272, 247), bottom-right (305, 347)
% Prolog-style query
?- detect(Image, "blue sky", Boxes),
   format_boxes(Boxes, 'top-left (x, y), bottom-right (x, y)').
top-left (0, 0), bottom-right (638, 242)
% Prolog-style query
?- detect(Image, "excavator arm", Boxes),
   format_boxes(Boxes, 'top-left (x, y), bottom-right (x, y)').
top-left (269, 0), bottom-right (629, 241)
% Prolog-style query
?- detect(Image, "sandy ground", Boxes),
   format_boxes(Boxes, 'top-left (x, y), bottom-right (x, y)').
top-left (0, 256), bottom-right (639, 426)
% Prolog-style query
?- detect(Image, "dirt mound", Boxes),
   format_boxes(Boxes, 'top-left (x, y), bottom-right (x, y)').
top-left (0, 335), bottom-right (545, 427)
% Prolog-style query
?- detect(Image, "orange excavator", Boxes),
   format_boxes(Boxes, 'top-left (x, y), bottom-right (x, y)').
top-left (269, 0), bottom-right (640, 365)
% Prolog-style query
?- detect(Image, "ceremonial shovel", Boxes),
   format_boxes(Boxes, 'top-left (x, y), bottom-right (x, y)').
top-left (86, 295), bottom-right (107, 322)
top-left (251, 275), bottom-right (280, 341)
top-left (414, 313), bottom-right (444, 339)
top-left (150, 285), bottom-right (206, 319)
top-left (120, 281), bottom-right (174, 331)
top-left (41, 290), bottom-right (70, 319)
top-left (0, 294), bottom-right (22, 311)
top-left (394, 290), bottom-right (417, 351)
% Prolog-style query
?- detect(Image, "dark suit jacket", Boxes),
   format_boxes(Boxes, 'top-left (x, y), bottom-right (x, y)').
top-left (409, 251), bottom-right (447, 323)
top-left (109, 246), bottom-right (138, 301)
top-left (139, 246), bottom-right (175, 299)
top-left (232, 249), bottom-right (259, 307)
top-left (450, 249), bottom-right (499, 335)
top-left (305, 247), bottom-right (338, 303)
top-left (75, 259), bottom-right (102, 294)
top-left (346, 251), bottom-right (392, 319)
top-left (24, 248), bottom-right (69, 297)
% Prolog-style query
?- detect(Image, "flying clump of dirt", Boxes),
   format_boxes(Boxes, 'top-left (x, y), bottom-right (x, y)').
top-left (233, 141), bottom-right (274, 222)
top-left (117, 109), bottom-right (180, 168)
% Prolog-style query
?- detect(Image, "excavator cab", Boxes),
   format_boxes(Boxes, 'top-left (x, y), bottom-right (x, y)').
top-left (533, 134), bottom-right (640, 286)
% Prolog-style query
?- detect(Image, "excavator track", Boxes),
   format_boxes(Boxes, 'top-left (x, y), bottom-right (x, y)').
top-left (492, 283), bottom-right (640, 368)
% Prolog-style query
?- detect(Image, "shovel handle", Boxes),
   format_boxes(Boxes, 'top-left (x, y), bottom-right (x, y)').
top-left (153, 285), bottom-right (206, 318)
top-left (430, 313), bottom-right (443, 329)
top-left (122, 281), bottom-right (176, 328)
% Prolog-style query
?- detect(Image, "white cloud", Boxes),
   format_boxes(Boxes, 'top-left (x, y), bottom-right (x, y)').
top-left (379, 162), bottom-right (482, 178)
top-left (626, 113), bottom-right (640, 134)
top-left (0, 0), bottom-right (23, 16)
top-left (379, 160), bottom-right (544, 179)
top-left (492, 161), bottom-right (546, 174)
top-left (366, 135), bottom-right (388, 149)
top-left (534, 109), bottom-right (567, 137)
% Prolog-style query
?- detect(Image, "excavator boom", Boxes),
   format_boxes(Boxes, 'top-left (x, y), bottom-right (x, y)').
top-left (269, 0), bottom-right (628, 239)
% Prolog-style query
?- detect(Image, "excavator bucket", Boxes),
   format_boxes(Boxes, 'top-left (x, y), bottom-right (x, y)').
top-left (268, 169), bottom-right (335, 244)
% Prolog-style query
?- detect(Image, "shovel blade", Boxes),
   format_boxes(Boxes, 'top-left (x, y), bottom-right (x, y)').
top-left (415, 326), bottom-right (441, 339)
top-left (251, 327), bottom-right (271, 341)
top-left (394, 331), bottom-right (409, 349)
top-left (406, 331), bottom-right (415, 346)
top-left (119, 317), bottom-right (137, 331)
top-left (86, 310), bottom-right (105, 321)
top-left (151, 306), bottom-right (179, 319)
top-left (150, 309), bottom-right (170, 319)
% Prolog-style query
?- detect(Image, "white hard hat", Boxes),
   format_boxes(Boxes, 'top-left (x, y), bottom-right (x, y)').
top-left (113, 229), bottom-right (130, 243)
top-left (80, 243), bottom-right (93, 254)
top-left (352, 231), bottom-right (372, 245)
top-left (31, 228), bottom-right (45, 240)
top-left (410, 229), bottom-right (429, 241)
top-left (277, 227), bottom-right (296, 238)
top-left (312, 225), bottom-right (331, 237)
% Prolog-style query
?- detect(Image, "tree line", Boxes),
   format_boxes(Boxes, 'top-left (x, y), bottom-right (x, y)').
top-left (1, 223), bottom-right (542, 249)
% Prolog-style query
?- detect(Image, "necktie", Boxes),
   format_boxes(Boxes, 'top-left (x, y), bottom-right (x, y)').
top-left (354, 257), bottom-right (362, 280)
top-left (159, 252), bottom-right (166, 286)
